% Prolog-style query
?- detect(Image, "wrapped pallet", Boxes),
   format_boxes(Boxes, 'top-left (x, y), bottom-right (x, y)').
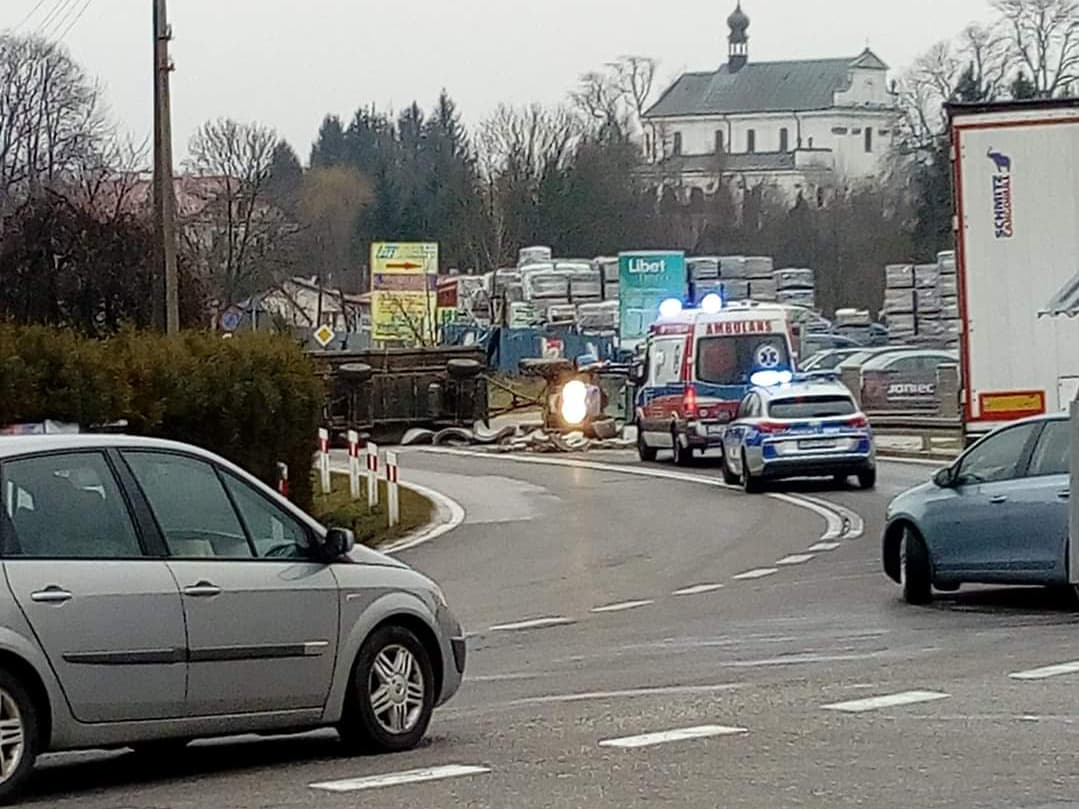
top-left (720, 255), bottom-right (748, 279)
top-left (835, 308), bottom-right (872, 327)
top-left (777, 288), bottom-right (816, 308)
top-left (603, 281), bottom-right (620, 301)
top-left (884, 289), bottom-right (915, 314)
top-left (747, 277), bottom-right (778, 301)
top-left (913, 264), bottom-right (940, 289)
top-left (942, 298), bottom-right (960, 320)
top-left (521, 265), bottom-right (569, 300)
top-left (884, 263), bottom-right (914, 289)
top-left (597, 257), bottom-right (620, 282)
top-left (774, 268), bottom-right (815, 290)
top-left (577, 301), bottom-right (620, 331)
top-left (745, 256), bottom-right (775, 278)
top-left (518, 245), bottom-right (552, 267)
top-left (688, 257), bottom-right (721, 281)
top-left (937, 250), bottom-right (957, 274)
top-left (722, 279), bottom-right (751, 300)
top-left (938, 274), bottom-right (958, 297)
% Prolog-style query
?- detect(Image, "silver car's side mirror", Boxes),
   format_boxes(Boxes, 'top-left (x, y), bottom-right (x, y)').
top-left (321, 527), bottom-right (356, 560)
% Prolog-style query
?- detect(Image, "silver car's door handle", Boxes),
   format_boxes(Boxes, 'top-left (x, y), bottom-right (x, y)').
top-left (989, 495), bottom-right (1008, 505)
top-left (1058, 490), bottom-right (1071, 500)
top-left (182, 582), bottom-right (222, 598)
top-left (30, 586), bottom-right (73, 604)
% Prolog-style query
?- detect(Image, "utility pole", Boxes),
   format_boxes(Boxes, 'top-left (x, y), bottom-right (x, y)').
top-left (153, 0), bottom-right (180, 334)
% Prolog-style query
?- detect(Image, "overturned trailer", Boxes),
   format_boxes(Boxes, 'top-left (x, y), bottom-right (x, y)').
top-left (315, 346), bottom-right (489, 442)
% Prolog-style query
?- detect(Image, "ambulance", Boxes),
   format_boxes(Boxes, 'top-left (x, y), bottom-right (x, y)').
top-left (634, 297), bottom-right (798, 465)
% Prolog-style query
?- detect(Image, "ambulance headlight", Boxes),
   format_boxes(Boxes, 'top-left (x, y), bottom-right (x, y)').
top-left (560, 380), bottom-right (589, 426)
top-left (750, 370), bottom-right (793, 388)
top-left (659, 298), bottom-right (683, 319)
top-left (701, 293), bottom-right (723, 314)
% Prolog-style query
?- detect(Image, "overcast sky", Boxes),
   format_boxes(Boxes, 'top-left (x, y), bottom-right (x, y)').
top-left (2, 0), bottom-right (995, 162)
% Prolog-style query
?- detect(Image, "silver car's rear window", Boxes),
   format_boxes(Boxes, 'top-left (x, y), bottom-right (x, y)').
top-left (768, 396), bottom-right (857, 420)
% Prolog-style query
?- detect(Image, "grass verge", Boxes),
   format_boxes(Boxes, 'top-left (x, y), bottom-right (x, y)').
top-left (312, 473), bottom-right (435, 549)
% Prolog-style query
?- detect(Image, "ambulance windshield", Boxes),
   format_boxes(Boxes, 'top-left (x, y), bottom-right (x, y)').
top-left (696, 335), bottom-right (789, 386)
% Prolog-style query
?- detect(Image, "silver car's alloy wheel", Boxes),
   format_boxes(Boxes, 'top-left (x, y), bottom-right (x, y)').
top-left (0, 689), bottom-right (25, 785)
top-left (369, 645), bottom-right (425, 735)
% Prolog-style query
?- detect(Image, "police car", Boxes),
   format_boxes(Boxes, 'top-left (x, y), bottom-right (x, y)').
top-left (720, 372), bottom-right (876, 493)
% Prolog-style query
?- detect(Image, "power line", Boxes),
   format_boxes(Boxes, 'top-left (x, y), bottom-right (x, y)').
top-left (54, 0), bottom-right (92, 41)
top-left (14, 0), bottom-right (51, 31)
top-left (37, 0), bottom-right (79, 37)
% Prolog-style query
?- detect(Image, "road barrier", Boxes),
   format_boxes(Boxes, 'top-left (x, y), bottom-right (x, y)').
top-left (366, 441), bottom-right (380, 509)
top-left (347, 430), bottom-right (362, 500)
top-left (318, 428), bottom-right (331, 494)
top-left (387, 451), bottom-right (400, 527)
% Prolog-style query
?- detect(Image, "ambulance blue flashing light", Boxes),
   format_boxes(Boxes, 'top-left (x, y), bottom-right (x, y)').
top-left (750, 370), bottom-right (794, 388)
top-left (700, 293), bottom-right (724, 314)
top-left (659, 298), bottom-right (683, 318)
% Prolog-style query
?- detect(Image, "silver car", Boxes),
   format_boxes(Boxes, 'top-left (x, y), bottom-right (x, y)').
top-left (0, 435), bottom-right (465, 802)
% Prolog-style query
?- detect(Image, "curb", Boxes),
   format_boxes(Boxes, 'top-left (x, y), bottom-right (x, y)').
top-left (380, 479), bottom-right (466, 555)
top-left (327, 466), bottom-right (466, 555)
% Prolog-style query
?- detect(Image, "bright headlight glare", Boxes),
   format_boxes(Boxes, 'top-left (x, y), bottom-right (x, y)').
top-left (561, 380), bottom-right (589, 425)
top-left (701, 293), bottom-right (723, 313)
top-left (659, 298), bottom-right (683, 318)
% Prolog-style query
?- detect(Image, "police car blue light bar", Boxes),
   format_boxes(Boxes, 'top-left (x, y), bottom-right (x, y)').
top-left (750, 370), bottom-right (794, 387)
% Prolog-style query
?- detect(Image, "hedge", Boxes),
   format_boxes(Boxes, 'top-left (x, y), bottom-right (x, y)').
top-left (0, 325), bottom-right (325, 509)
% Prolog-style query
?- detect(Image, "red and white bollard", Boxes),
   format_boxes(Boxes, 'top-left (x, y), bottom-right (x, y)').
top-left (318, 428), bottom-right (331, 495)
top-left (386, 451), bottom-right (400, 528)
top-left (347, 430), bottom-right (361, 501)
top-left (276, 462), bottom-right (290, 499)
top-left (365, 441), bottom-right (380, 509)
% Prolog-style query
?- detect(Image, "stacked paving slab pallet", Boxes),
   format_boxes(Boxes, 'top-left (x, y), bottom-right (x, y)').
top-left (774, 267), bottom-right (817, 309)
top-left (881, 252), bottom-right (958, 348)
top-left (515, 247), bottom-right (612, 331)
top-left (688, 256), bottom-right (780, 304)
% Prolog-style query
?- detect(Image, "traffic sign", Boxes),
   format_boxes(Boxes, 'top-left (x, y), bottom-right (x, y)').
top-left (220, 307), bottom-right (242, 332)
top-left (314, 325), bottom-right (336, 348)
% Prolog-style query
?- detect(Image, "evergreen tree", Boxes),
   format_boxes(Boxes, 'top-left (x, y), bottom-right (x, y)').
top-left (309, 115), bottom-right (349, 167)
top-left (265, 139), bottom-right (304, 216)
top-left (1010, 70), bottom-right (1037, 100)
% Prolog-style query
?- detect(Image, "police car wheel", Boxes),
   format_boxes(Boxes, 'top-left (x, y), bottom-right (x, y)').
top-left (740, 451), bottom-right (762, 494)
top-left (721, 451), bottom-right (739, 485)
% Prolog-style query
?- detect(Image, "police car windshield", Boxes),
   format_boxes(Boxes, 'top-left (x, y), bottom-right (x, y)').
top-left (768, 395), bottom-right (856, 420)
top-left (697, 336), bottom-right (789, 386)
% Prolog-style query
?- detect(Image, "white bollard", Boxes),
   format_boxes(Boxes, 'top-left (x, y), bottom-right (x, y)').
top-left (318, 428), bottom-right (331, 495)
top-left (347, 430), bottom-right (361, 501)
top-left (387, 451), bottom-right (400, 528)
top-left (366, 441), bottom-right (380, 509)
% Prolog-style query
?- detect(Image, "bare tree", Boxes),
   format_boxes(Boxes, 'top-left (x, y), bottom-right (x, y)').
top-left (995, 0), bottom-right (1079, 97)
top-left (184, 118), bottom-right (298, 308)
top-left (571, 71), bottom-right (628, 140)
top-left (0, 34), bottom-right (107, 210)
top-left (613, 55), bottom-right (658, 128)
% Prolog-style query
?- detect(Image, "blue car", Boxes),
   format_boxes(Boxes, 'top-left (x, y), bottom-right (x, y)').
top-left (721, 375), bottom-right (876, 493)
top-left (882, 414), bottom-right (1071, 604)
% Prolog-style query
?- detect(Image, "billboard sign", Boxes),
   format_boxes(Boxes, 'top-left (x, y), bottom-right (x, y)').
top-left (371, 242), bottom-right (439, 344)
top-left (618, 251), bottom-right (686, 346)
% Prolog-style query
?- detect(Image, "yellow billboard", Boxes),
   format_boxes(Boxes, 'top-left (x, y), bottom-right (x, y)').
top-left (371, 242), bottom-right (439, 344)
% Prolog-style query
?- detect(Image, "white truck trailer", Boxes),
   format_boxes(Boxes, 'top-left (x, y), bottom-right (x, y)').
top-left (949, 99), bottom-right (1079, 440)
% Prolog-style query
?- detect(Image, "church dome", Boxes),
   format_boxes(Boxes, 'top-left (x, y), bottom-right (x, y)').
top-left (727, 2), bottom-right (750, 42)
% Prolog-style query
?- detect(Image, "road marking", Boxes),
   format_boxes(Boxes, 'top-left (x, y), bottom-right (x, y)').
top-left (505, 683), bottom-right (743, 707)
top-left (673, 583), bottom-right (726, 596)
top-left (808, 541), bottom-right (841, 552)
top-left (732, 568), bottom-right (779, 580)
top-left (422, 448), bottom-right (864, 543)
top-left (599, 725), bottom-right (748, 749)
top-left (310, 765), bottom-right (490, 792)
top-left (592, 599), bottom-right (654, 614)
top-left (777, 553), bottom-right (815, 566)
top-left (1010, 661), bottom-right (1079, 680)
top-left (489, 617), bottom-right (574, 632)
top-left (823, 690), bottom-right (950, 713)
